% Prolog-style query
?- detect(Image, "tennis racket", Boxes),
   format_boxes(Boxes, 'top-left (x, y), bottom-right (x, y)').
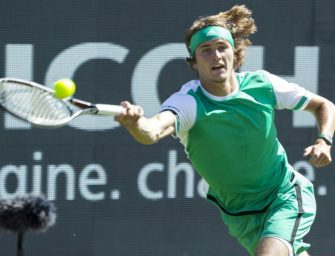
top-left (0, 78), bottom-right (124, 128)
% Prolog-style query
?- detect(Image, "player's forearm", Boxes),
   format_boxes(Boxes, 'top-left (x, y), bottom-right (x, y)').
top-left (116, 104), bottom-right (176, 145)
top-left (303, 99), bottom-right (334, 167)
top-left (124, 116), bottom-right (163, 145)
top-left (308, 99), bottom-right (335, 148)
top-left (314, 101), bottom-right (335, 137)
top-left (305, 95), bottom-right (335, 139)
top-left (126, 113), bottom-right (176, 145)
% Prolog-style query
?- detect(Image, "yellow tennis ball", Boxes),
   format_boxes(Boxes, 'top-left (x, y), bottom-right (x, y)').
top-left (53, 79), bottom-right (76, 99)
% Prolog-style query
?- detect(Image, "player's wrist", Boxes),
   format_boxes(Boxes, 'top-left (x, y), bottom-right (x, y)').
top-left (318, 133), bottom-right (333, 146)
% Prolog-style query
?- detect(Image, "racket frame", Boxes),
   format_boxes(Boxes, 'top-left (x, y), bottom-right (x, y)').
top-left (0, 78), bottom-right (123, 128)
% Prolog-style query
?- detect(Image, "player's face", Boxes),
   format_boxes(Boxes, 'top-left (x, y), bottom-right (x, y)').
top-left (193, 39), bottom-right (234, 87)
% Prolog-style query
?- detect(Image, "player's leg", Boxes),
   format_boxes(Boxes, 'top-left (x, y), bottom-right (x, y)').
top-left (299, 251), bottom-right (310, 256)
top-left (206, 187), bottom-right (264, 255)
top-left (260, 171), bottom-right (316, 256)
top-left (255, 237), bottom-right (291, 256)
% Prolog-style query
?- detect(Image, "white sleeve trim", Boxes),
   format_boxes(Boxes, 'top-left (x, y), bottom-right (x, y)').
top-left (264, 71), bottom-right (311, 110)
top-left (161, 92), bottom-right (196, 138)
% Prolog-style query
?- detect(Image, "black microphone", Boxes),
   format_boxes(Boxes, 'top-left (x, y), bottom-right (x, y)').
top-left (0, 194), bottom-right (57, 256)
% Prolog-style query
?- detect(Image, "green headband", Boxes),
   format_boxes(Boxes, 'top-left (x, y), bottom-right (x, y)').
top-left (188, 26), bottom-right (234, 56)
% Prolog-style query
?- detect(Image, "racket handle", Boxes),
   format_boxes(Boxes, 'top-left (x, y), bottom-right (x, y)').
top-left (95, 104), bottom-right (124, 115)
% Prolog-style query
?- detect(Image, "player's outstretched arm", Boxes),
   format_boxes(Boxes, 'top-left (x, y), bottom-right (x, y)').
top-left (115, 101), bottom-right (176, 145)
top-left (303, 94), bottom-right (335, 167)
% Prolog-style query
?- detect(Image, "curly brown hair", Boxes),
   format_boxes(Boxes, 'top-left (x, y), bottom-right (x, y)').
top-left (185, 5), bottom-right (257, 70)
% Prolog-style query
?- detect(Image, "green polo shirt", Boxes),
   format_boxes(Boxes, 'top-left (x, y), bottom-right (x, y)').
top-left (161, 70), bottom-right (310, 214)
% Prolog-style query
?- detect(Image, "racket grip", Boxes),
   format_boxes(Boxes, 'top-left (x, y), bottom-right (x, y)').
top-left (95, 104), bottom-right (124, 115)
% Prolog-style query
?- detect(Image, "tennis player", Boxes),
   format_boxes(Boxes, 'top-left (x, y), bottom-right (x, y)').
top-left (115, 5), bottom-right (334, 256)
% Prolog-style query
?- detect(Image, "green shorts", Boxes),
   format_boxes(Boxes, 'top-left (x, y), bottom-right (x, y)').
top-left (209, 171), bottom-right (316, 255)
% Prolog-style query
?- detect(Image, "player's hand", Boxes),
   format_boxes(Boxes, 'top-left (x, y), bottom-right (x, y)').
top-left (303, 139), bottom-right (332, 167)
top-left (114, 101), bottom-right (144, 127)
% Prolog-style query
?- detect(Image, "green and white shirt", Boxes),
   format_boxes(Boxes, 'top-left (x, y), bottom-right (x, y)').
top-left (161, 70), bottom-right (311, 214)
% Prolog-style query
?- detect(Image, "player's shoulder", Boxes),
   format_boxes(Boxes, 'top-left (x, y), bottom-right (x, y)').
top-left (178, 80), bottom-right (201, 95)
top-left (162, 80), bottom-right (199, 109)
top-left (237, 70), bottom-right (274, 89)
top-left (165, 80), bottom-right (201, 102)
top-left (237, 70), bottom-right (269, 82)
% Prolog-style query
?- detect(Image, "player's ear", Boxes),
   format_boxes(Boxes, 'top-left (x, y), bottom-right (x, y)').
top-left (186, 57), bottom-right (197, 71)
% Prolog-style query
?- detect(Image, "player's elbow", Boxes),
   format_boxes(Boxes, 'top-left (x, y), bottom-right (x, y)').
top-left (133, 134), bottom-right (159, 145)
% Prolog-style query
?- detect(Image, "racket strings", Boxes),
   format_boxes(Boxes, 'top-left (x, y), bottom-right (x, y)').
top-left (0, 82), bottom-right (72, 123)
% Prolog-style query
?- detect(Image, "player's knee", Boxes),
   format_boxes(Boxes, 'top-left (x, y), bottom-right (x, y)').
top-left (255, 237), bottom-right (290, 256)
